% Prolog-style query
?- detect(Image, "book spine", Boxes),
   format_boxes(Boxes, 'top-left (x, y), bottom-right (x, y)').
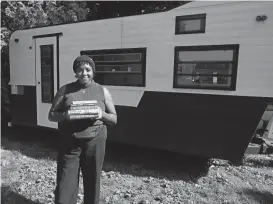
top-left (68, 109), bottom-right (99, 115)
top-left (68, 114), bottom-right (97, 120)
top-left (70, 106), bottom-right (98, 110)
top-left (71, 100), bottom-right (98, 105)
top-left (70, 104), bottom-right (97, 108)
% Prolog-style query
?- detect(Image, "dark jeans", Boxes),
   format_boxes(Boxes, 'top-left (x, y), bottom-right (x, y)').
top-left (54, 125), bottom-right (107, 204)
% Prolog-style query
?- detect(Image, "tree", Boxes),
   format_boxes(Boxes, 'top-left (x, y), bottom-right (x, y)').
top-left (86, 1), bottom-right (189, 20)
top-left (1, 1), bottom-right (90, 50)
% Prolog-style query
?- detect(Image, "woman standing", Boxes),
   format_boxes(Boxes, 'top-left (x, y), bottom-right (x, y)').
top-left (48, 55), bottom-right (117, 204)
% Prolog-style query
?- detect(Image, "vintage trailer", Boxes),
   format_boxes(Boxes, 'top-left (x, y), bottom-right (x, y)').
top-left (9, 1), bottom-right (273, 162)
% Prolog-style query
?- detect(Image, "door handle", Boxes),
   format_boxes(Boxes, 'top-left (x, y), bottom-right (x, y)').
top-left (38, 82), bottom-right (41, 84)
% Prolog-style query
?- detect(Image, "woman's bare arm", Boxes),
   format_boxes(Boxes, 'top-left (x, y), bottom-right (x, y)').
top-left (48, 86), bottom-right (67, 122)
top-left (100, 87), bottom-right (117, 126)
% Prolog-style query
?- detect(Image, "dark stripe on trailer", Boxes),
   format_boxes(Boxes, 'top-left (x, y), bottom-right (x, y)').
top-left (10, 86), bottom-right (37, 126)
top-left (107, 92), bottom-right (269, 161)
top-left (32, 32), bottom-right (63, 39)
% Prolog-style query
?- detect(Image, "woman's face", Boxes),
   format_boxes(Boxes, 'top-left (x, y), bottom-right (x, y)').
top-left (75, 63), bottom-right (94, 85)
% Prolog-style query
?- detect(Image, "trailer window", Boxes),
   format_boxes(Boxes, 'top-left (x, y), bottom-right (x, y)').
top-left (81, 48), bottom-right (146, 87)
top-left (175, 14), bottom-right (206, 34)
top-left (40, 45), bottom-right (54, 103)
top-left (173, 44), bottom-right (239, 90)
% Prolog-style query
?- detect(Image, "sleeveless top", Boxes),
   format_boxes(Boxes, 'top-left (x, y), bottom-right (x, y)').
top-left (58, 80), bottom-right (106, 139)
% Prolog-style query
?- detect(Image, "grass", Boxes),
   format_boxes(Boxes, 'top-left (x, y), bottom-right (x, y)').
top-left (1, 127), bottom-right (273, 204)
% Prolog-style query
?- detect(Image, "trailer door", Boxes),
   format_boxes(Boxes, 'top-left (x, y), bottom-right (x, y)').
top-left (35, 36), bottom-right (58, 128)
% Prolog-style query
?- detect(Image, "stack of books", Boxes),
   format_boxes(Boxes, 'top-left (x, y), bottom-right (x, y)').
top-left (67, 100), bottom-right (99, 120)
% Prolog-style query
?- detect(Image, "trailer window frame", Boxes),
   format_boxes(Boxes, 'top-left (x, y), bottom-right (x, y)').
top-left (173, 44), bottom-right (239, 91)
top-left (80, 48), bottom-right (146, 87)
top-left (175, 13), bottom-right (206, 35)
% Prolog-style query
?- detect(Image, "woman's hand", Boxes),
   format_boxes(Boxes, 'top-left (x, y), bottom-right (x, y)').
top-left (96, 107), bottom-right (103, 120)
top-left (63, 111), bottom-right (70, 121)
top-left (87, 106), bottom-right (103, 120)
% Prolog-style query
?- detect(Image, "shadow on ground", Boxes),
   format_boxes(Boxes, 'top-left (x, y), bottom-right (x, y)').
top-left (1, 126), bottom-right (58, 161)
top-left (244, 156), bottom-right (273, 168)
top-left (1, 126), bottom-right (210, 183)
top-left (1, 185), bottom-right (44, 204)
top-left (104, 140), bottom-right (211, 182)
top-left (243, 188), bottom-right (273, 204)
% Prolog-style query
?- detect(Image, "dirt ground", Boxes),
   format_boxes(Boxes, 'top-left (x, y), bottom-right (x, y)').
top-left (1, 127), bottom-right (273, 204)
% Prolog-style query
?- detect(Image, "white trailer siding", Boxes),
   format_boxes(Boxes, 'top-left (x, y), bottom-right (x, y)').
top-left (9, 30), bottom-right (36, 86)
top-left (58, 18), bottom-right (123, 87)
top-left (117, 1), bottom-right (273, 99)
top-left (9, 1), bottom-right (273, 99)
top-left (170, 1), bottom-right (273, 98)
top-left (9, 18), bottom-right (123, 87)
